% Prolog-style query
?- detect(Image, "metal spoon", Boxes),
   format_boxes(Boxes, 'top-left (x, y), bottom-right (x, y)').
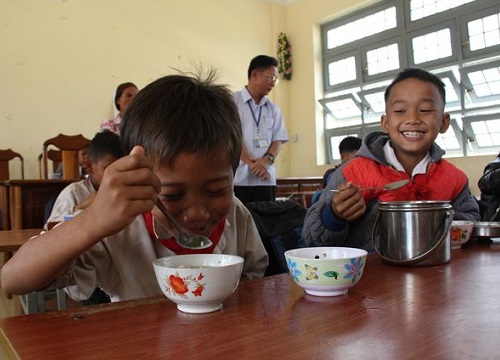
top-left (155, 199), bottom-right (213, 250)
top-left (330, 179), bottom-right (409, 193)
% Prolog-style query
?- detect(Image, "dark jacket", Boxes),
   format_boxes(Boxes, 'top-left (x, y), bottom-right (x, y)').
top-left (478, 155), bottom-right (500, 221)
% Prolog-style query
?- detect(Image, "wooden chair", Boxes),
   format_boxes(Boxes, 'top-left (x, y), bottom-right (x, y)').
top-left (42, 134), bottom-right (90, 180)
top-left (0, 148), bottom-right (24, 181)
top-left (0, 149), bottom-right (25, 272)
top-left (38, 150), bottom-right (62, 179)
top-left (0, 149), bottom-right (24, 231)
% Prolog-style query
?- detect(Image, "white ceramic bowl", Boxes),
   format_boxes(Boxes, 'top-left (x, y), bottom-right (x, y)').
top-left (285, 247), bottom-right (367, 297)
top-left (450, 220), bottom-right (474, 249)
top-left (153, 254), bottom-right (244, 314)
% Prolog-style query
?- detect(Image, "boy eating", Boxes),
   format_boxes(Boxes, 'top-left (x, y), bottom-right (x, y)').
top-left (1, 73), bottom-right (269, 302)
top-left (303, 68), bottom-right (480, 251)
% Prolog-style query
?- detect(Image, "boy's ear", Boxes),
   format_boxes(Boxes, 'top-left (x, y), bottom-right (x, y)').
top-left (380, 114), bottom-right (389, 133)
top-left (439, 112), bottom-right (451, 133)
top-left (84, 158), bottom-right (94, 175)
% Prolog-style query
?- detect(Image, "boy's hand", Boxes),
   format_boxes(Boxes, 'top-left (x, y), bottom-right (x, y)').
top-left (331, 182), bottom-right (366, 221)
top-left (83, 146), bottom-right (161, 237)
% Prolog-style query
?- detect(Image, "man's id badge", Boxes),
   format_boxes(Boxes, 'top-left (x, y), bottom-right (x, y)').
top-left (253, 134), bottom-right (269, 148)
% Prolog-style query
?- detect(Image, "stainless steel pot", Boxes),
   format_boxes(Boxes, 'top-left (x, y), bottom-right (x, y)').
top-left (472, 222), bottom-right (500, 238)
top-left (372, 201), bottom-right (453, 266)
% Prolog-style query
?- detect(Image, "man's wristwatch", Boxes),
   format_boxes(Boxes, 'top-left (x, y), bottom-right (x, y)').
top-left (264, 152), bottom-right (275, 164)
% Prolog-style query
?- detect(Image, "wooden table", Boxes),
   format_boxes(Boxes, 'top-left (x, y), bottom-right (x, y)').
top-left (0, 228), bottom-right (67, 314)
top-left (0, 241), bottom-right (498, 359)
top-left (2, 179), bottom-right (72, 230)
top-left (0, 229), bottom-right (40, 252)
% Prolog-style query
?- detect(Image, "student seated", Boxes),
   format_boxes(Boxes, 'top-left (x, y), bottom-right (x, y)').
top-left (45, 130), bottom-right (124, 304)
top-left (478, 150), bottom-right (500, 221)
top-left (46, 130), bottom-right (124, 226)
top-left (311, 136), bottom-right (362, 205)
top-left (322, 136), bottom-right (362, 188)
top-left (302, 68), bottom-right (480, 251)
top-left (1, 72), bottom-right (269, 302)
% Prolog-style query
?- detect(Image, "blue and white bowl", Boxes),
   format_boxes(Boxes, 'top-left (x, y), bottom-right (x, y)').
top-left (285, 247), bottom-right (367, 297)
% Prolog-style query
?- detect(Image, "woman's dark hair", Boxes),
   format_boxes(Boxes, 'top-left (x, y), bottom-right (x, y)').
top-left (121, 71), bottom-right (242, 172)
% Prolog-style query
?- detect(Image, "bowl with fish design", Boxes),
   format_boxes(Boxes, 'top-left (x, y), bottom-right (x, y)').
top-left (285, 247), bottom-right (367, 297)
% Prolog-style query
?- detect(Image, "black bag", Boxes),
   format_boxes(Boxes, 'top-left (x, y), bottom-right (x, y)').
top-left (246, 200), bottom-right (307, 276)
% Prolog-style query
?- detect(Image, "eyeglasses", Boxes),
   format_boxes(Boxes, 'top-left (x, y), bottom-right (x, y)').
top-left (261, 72), bottom-right (279, 85)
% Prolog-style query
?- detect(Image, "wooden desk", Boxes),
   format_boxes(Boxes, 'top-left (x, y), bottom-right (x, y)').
top-left (0, 228), bottom-right (66, 314)
top-left (3, 179), bottom-right (72, 230)
top-left (0, 229), bottom-right (40, 252)
top-left (1, 241), bottom-right (499, 359)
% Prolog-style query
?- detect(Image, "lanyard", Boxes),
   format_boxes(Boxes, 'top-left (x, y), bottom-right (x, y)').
top-left (247, 102), bottom-right (262, 128)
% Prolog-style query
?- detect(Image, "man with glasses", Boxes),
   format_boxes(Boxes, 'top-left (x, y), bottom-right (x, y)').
top-left (233, 55), bottom-right (289, 204)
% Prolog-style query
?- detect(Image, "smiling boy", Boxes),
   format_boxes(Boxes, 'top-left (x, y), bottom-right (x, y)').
top-left (302, 68), bottom-right (480, 251)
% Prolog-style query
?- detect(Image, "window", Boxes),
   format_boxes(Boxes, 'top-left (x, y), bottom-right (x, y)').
top-left (410, 0), bottom-right (478, 21)
top-left (320, 0), bottom-right (500, 162)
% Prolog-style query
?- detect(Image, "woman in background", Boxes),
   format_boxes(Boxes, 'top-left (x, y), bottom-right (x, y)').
top-left (100, 82), bottom-right (138, 135)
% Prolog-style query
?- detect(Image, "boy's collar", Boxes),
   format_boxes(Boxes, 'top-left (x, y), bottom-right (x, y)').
top-left (383, 141), bottom-right (431, 177)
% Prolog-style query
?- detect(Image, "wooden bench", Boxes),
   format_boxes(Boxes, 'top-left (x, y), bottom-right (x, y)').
top-left (276, 177), bottom-right (323, 208)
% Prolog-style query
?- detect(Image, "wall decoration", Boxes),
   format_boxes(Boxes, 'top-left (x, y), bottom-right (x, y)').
top-left (277, 32), bottom-right (292, 81)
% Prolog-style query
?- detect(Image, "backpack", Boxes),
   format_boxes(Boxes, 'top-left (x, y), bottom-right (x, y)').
top-left (246, 200), bottom-right (307, 276)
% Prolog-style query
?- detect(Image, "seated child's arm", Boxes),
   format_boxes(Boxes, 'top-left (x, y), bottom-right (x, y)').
top-left (451, 184), bottom-right (481, 222)
top-left (0, 146), bottom-right (160, 295)
top-left (303, 179), bottom-right (367, 247)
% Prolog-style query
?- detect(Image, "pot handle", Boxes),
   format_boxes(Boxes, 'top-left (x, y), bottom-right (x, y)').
top-left (371, 209), bottom-right (453, 265)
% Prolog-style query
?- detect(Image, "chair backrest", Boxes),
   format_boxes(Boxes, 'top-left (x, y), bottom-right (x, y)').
top-left (42, 134), bottom-right (90, 180)
top-left (38, 150), bottom-right (62, 179)
top-left (0, 148), bottom-right (25, 181)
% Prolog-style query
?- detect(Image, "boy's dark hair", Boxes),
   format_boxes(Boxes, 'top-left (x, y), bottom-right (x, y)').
top-left (247, 55), bottom-right (279, 79)
top-left (384, 68), bottom-right (446, 105)
top-left (115, 82), bottom-right (138, 111)
top-left (87, 130), bottom-right (124, 162)
top-left (339, 136), bottom-right (362, 154)
top-left (120, 72), bottom-right (242, 172)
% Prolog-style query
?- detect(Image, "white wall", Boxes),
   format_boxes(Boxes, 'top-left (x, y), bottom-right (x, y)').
top-left (1, 0), bottom-right (285, 178)
top-left (0, 0), bottom-right (490, 196)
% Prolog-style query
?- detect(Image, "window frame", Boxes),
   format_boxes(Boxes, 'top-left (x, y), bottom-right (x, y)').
top-left (320, 0), bottom-right (500, 163)
top-left (460, 4), bottom-right (500, 61)
top-left (406, 19), bottom-right (459, 68)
